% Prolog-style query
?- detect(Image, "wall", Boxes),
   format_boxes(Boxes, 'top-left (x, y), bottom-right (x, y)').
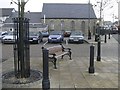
top-left (41, 19), bottom-right (97, 35)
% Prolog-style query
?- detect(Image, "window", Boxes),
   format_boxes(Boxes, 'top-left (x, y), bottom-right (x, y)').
top-left (50, 20), bottom-right (54, 30)
top-left (71, 21), bottom-right (75, 30)
top-left (81, 21), bottom-right (85, 33)
top-left (61, 20), bottom-right (65, 30)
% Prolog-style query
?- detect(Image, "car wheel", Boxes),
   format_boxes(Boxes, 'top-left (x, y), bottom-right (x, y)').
top-left (37, 40), bottom-right (40, 44)
top-left (48, 39), bottom-right (50, 43)
top-left (41, 39), bottom-right (43, 42)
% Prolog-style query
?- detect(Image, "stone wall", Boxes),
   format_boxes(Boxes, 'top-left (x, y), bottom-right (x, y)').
top-left (42, 19), bottom-right (97, 35)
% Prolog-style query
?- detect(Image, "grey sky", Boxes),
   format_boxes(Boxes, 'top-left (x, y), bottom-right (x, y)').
top-left (0, 0), bottom-right (118, 22)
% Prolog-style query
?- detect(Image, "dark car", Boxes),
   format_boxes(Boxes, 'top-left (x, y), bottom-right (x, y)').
top-left (48, 30), bottom-right (64, 43)
top-left (29, 31), bottom-right (43, 44)
top-left (68, 30), bottom-right (84, 43)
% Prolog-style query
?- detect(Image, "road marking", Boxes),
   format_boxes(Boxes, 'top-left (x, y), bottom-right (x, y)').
top-left (66, 39), bottom-right (68, 45)
top-left (43, 41), bottom-right (48, 46)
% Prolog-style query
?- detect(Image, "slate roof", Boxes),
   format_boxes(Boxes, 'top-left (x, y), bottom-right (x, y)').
top-left (2, 23), bottom-right (47, 28)
top-left (41, 3), bottom-right (97, 19)
top-left (4, 12), bottom-right (42, 23)
top-left (0, 8), bottom-right (14, 17)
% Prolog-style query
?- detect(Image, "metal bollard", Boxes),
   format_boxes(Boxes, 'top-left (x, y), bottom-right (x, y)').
top-left (108, 33), bottom-right (110, 39)
top-left (104, 34), bottom-right (107, 43)
top-left (88, 30), bottom-right (91, 40)
top-left (97, 40), bottom-right (101, 61)
top-left (95, 34), bottom-right (98, 42)
top-left (42, 48), bottom-right (50, 90)
top-left (89, 44), bottom-right (95, 73)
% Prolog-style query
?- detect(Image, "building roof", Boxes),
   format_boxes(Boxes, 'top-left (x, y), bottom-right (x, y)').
top-left (41, 3), bottom-right (97, 19)
top-left (4, 12), bottom-right (42, 23)
top-left (2, 23), bottom-right (47, 28)
top-left (0, 8), bottom-right (14, 17)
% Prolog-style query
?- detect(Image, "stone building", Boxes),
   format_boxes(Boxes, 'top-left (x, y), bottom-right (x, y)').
top-left (41, 3), bottom-right (97, 35)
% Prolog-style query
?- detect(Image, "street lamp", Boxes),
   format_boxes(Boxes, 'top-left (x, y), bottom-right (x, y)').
top-left (88, 0), bottom-right (91, 39)
top-left (97, 0), bottom-right (103, 26)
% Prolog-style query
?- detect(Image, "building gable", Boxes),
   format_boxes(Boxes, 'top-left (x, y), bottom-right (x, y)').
top-left (0, 8), bottom-right (14, 17)
top-left (4, 12), bottom-right (42, 24)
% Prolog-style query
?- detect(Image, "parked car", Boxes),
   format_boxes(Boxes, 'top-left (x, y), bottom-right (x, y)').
top-left (68, 30), bottom-right (84, 43)
top-left (64, 30), bottom-right (71, 37)
top-left (41, 30), bottom-right (49, 37)
top-left (0, 31), bottom-right (8, 40)
top-left (29, 31), bottom-right (43, 44)
top-left (1, 32), bottom-right (15, 44)
top-left (48, 30), bottom-right (64, 43)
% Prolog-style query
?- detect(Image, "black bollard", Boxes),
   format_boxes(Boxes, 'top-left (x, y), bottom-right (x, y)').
top-left (89, 44), bottom-right (95, 73)
top-left (97, 39), bottom-right (101, 61)
top-left (42, 48), bottom-right (50, 90)
top-left (104, 34), bottom-right (107, 43)
top-left (95, 34), bottom-right (98, 42)
top-left (108, 33), bottom-right (110, 39)
top-left (88, 30), bottom-right (91, 40)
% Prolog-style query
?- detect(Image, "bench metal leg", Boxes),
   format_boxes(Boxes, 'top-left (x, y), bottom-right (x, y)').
top-left (69, 51), bottom-right (72, 60)
top-left (53, 58), bottom-right (57, 69)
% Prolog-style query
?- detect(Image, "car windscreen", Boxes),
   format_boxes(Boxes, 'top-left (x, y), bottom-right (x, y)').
top-left (29, 32), bottom-right (38, 36)
top-left (50, 31), bottom-right (62, 35)
top-left (71, 31), bottom-right (82, 35)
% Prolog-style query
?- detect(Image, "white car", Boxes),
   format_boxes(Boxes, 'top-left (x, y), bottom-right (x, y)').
top-left (1, 32), bottom-right (15, 44)
top-left (68, 30), bottom-right (84, 43)
top-left (0, 31), bottom-right (8, 40)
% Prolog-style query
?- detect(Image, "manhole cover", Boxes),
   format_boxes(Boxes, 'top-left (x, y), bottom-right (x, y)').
top-left (2, 70), bottom-right (42, 84)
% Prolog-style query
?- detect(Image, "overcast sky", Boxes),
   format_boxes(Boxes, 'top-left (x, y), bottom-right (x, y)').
top-left (0, 0), bottom-right (118, 22)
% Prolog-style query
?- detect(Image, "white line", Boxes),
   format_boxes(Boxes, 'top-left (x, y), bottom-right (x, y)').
top-left (43, 41), bottom-right (48, 46)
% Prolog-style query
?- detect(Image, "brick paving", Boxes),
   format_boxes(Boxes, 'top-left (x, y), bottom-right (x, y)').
top-left (1, 35), bottom-right (119, 89)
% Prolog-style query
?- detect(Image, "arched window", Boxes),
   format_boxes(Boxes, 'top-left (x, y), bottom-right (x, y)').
top-left (61, 20), bottom-right (65, 30)
top-left (50, 20), bottom-right (54, 30)
top-left (81, 21), bottom-right (85, 33)
top-left (71, 21), bottom-right (75, 30)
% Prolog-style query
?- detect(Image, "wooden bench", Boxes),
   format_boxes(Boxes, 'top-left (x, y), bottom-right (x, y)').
top-left (42, 44), bottom-right (72, 69)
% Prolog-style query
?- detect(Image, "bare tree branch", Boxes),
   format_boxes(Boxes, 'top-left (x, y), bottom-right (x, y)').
top-left (25, 0), bottom-right (29, 5)
top-left (11, 0), bottom-right (19, 5)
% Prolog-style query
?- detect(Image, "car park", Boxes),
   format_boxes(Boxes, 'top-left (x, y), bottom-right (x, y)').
top-left (29, 31), bottom-right (43, 44)
top-left (68, 30), bottom-right (84, 43)
top-left (48, 30), bottom-right (64, 43)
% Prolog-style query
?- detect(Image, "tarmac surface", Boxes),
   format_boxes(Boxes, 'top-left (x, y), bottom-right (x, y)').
top-left (1, 35), bottom-right (119, 89)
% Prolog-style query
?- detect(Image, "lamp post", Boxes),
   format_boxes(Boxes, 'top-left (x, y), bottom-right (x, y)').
top-left (88, 0), bottom-right (91, 39)
top-left (98, 0), bottom-right (103, 26)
